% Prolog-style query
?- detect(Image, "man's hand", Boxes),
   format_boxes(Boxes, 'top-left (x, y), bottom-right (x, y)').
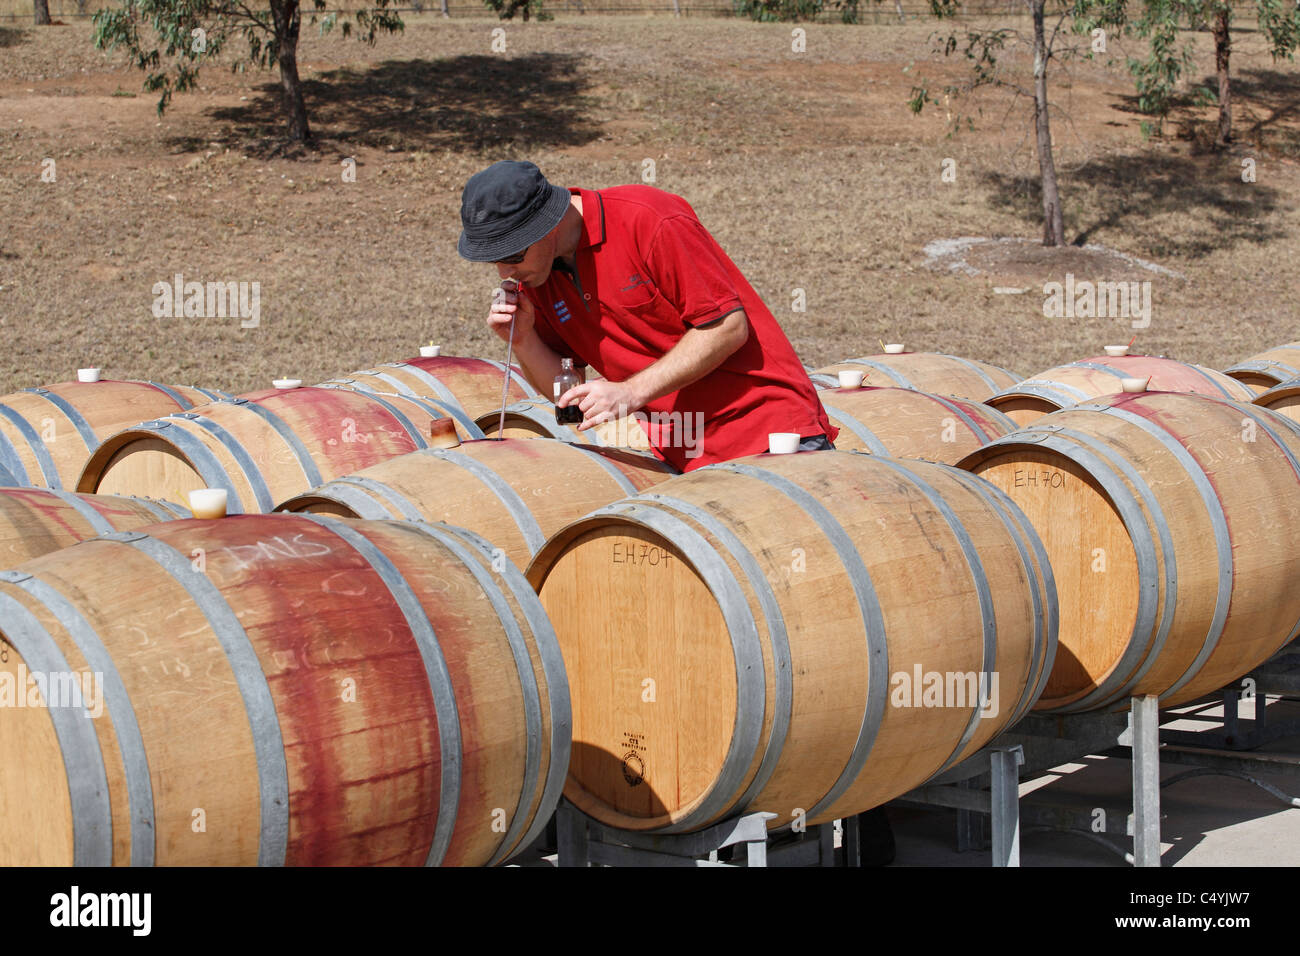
top-left (487, 279), bottom-right (535, 343)
top-left (557, 310), bottom-right (749, 431)
top-left (484, 279), bottom-right (565, 396)
top-left (559, 379), bottom-right (646, 431)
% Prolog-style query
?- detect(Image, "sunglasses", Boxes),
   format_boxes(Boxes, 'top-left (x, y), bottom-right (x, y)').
top-left (496, 244), bottom-right (531, 265)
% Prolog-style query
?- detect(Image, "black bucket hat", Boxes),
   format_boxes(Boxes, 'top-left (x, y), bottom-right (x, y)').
top-left (458, 161), bottom-right (571, 262)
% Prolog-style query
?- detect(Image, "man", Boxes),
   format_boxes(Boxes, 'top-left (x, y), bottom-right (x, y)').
top-left (457, 160), bottom-right (837, 471)
top-left (457, 162), bottom-right (897, 865)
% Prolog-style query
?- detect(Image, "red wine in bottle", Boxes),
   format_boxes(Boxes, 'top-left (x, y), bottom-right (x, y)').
top-left (554, 358), bottom-right (582, 426)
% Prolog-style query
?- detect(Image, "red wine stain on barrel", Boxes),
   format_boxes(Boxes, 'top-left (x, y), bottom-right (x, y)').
top-left (6, 488), bottom-right (92, 540)
top-left (148, 516), bottom-right (442, 866)
top-left (405, 357), bottom-right (532, 402)
top-left (245, 389), bottom-right (424, 477)
top-left (366, 521), bottom-right (499, 867)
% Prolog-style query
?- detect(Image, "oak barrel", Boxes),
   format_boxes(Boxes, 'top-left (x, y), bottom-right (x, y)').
top-left (277, 438), bottom-right (675, 568)
top-left (987, 355), bottom-right (1253, 425)
top-left (76, 387), bottom-right (485, 513)
top-left (319, 356), bottom-right (540, 418)
top-left (819, 387), bottom-right (1017, 463)
top-left (0, 380), bottom-right (231, 490)
top-left (1224, 342), bottom-right (1300, 393)
top-left (811, 352), bottom-right (1021, 402)
top-left (958, 391), bottom-right (1300, 712)
top-left (526, 450), bottom-right (1056, 832)
top-left (0, 514), bottom-right (569, 866)
top-left (0, 489), bottom-right (188, 568)
top-left (475, 399), bottom-right (653, 450)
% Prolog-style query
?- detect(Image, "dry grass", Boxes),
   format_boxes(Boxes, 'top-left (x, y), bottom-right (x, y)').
top-left (0, 14), bottom-right (1297, 395)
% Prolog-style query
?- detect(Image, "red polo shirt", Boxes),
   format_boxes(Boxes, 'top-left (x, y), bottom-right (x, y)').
top-left (522, 185), bottom-right (836, 471)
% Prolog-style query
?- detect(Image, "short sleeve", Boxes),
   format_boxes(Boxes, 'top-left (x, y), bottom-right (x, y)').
top-left (644, 215), bottom-right (745, 329)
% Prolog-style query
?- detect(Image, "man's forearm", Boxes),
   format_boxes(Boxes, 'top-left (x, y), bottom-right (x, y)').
top-left (625, 310), bottom-right (749, 408)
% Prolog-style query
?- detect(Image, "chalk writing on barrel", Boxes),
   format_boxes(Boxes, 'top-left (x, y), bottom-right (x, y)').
top-left (221, 534), bottom-right (335, 571)
top-left (612, 542), bottom-right (674, 567)
top-left (1013, 468), bottom-right (1067, 489)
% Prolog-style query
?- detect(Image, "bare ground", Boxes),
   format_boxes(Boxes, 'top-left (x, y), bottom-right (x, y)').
top-left (0, 14), bottom-right (1297, 394)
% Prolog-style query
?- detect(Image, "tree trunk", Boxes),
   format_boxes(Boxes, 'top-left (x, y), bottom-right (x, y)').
top-left (270, 0), bottom-right (312, 144)
top-left (894, 0), bottom-right (904, 21)
top-left (33, 0), bottom-right (51, 25)
top-left (1212, 5), bottom-right (1232, 147)
top-left (441, 0), bottom-right (449, 16)
top-left (1031, 0), bottom-right (1065, 246)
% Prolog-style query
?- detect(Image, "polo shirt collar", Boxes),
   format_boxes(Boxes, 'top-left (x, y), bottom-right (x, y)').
top-left (568, 187), bottom-right (606, 251)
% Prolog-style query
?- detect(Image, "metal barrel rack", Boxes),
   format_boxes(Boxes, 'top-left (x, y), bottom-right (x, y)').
top-left (554, 802), bottom-right (849, 867)
top-left (1141, 647), bottom-right (1300, 823)
top-left (894, 696), bottom-right (1164, 866)
top-left (896, 646), bottom-right (1300, 867)
top-left (548, 744), bottom-right (1027, 866)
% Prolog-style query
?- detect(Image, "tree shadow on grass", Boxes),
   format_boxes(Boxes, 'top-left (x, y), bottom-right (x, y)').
top-left (0, 27), bottom-right (30, 48)
top-left (168, 53), bottom-right (601, 159)
top-left (1185, 67), bottom-right (1300, 157)
top-left (1109, 67), bottom-right (1300, 158)
top-left (976, 150), bottom-right (1286, 260)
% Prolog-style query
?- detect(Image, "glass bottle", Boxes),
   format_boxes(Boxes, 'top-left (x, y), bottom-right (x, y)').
top-left (554, 358), bottom-right (583, 425)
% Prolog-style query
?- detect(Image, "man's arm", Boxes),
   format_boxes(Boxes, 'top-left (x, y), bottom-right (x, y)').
top-left (560, 210), bottom-right (754, 429)
top-left (562, 309), bottom-right (749, 428)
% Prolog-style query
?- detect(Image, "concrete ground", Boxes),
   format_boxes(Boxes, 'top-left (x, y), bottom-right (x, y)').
top-left (889, 693), bottom-right (1300, 867)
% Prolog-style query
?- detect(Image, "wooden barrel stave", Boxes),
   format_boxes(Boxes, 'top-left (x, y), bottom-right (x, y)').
top-left (415, 521), bottom-right (570, 865)
top-left (808, 455), bottom-right (1041, 819)
top-left (0, 489), bottom-right (188, 568)
top-left (475, 398), bottom-right (652, 450)
top-left (818, 387), bottom-right (1017, 463)
top-left (812, 353), bottom-right (1021, 402)
top-left (311, 385), bottom-right (485, 442)
top-left (321, 356), bottom-right (540, 418)
top-left (941, 465), bottom-right (1058, 726)
top-left (988, 356), bottom-right (1255, 425)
